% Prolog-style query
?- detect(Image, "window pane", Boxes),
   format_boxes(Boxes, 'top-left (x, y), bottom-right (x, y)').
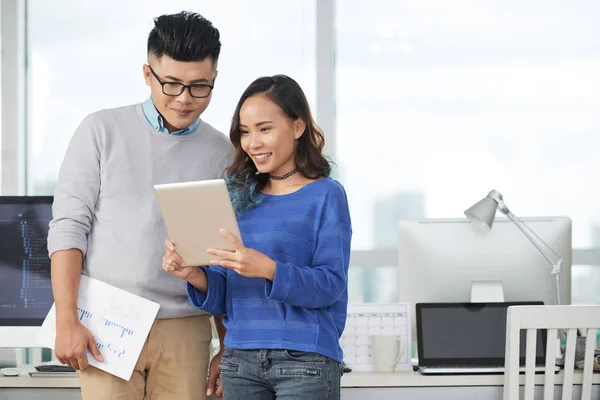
top-left (348, 266), bottom-right (398, 303)
top-left (27, 1), bottom-right (315, 194)
top-left (572, 265), bottom-right (600, 304)
top-left (335, 0), bottom-right (600, 250)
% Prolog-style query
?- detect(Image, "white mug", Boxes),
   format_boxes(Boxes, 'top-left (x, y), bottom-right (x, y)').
top-left (370, 334), bottom-right (405, 372)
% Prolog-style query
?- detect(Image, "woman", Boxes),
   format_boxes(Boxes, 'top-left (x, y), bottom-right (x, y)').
top-left (162, 75), bottom-right (352, 399)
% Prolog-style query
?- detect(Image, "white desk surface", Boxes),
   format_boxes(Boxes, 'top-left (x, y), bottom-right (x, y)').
top-left (341, 370), bottom-right (600, 387)
top-left (1, 368), bottom-right (598, 389)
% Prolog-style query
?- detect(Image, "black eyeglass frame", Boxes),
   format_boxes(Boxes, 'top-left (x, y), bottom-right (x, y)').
top-left (147, 65), bottom-right (215, 98)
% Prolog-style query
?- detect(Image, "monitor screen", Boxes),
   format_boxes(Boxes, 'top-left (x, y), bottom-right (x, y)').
top-left (0, 197), bottom-right (54, 327)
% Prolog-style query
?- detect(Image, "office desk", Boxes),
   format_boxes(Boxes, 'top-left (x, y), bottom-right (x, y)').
top-left (0, 369), bottom-right (79, 400)
top-left (1, 369), bottom-right (599, 400)
top-left (341, 371), bottom-right (600, 399)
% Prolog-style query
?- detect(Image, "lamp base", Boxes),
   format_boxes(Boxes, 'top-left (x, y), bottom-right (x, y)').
top-left (470, 281), bottom-right (505, 302)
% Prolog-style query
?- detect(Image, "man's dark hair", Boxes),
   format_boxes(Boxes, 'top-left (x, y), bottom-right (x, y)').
top-left (147, 11), bottom-right (221, 66)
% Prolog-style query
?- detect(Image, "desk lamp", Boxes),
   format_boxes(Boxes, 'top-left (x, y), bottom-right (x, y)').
top-left (464, 190), bottom-right (563, 305)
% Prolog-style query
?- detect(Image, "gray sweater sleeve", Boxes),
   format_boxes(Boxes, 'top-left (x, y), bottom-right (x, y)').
top-left (47, 114), bottom-right (102, 257)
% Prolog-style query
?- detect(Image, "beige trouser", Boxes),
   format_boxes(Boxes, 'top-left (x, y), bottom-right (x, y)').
top-left (79, 315), bottom-right (212, 400)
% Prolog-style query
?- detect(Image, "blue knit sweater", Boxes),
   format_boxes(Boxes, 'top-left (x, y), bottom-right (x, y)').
top-left (187, 178), bottom-right (352, 362)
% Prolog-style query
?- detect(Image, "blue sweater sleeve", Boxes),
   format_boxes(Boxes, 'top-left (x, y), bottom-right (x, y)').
top-left (264, 197), bottom-right (352, 309)
top-left (187, 266), bottom-right (227, 316)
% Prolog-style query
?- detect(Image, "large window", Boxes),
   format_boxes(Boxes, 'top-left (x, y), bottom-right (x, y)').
top-left (26, 0), bottom-right (315, 194)
top-left (15, 0), bottom-right (600, 305)
top-left (335, 0), bottom-right (600, 303)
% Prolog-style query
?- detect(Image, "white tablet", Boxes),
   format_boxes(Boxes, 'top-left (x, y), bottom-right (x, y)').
top-left (154, 179), bottom-right (242, 267)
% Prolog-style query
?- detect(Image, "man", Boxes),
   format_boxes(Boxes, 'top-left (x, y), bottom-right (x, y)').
top-left (47, 11), bottom-right (232, 400)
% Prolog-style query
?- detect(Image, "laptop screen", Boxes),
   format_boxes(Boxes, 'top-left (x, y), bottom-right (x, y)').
top-left (416, 302), bottom-right (545, 367)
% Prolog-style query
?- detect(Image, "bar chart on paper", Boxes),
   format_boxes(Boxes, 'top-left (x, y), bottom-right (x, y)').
top-left (38, 276), bottom-right (160, 380)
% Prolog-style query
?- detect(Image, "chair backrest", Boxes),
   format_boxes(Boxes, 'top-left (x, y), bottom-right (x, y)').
top-left (503, 305), bottom-right (600, 400)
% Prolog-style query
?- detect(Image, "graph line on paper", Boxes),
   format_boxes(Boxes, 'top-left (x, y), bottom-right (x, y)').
top-left (37, 275), bottom-right (160, 381)
top-left (77, 307), bottom-right (93, 322)
top-left (340, 303), bottom-right (412, 372)
top-left (97, 342), bottom-right (127, 358)
top-left (104, 319), bottom-right (134, 338)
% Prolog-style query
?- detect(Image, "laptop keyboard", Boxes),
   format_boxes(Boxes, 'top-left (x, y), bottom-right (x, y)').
top-left (419, 365), bottom-right (558, 374)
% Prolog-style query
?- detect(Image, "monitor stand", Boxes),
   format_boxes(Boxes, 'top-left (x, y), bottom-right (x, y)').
top-left (0, 348), bottom-right (17, 368)
top-left (470, 280), bottom-right (505, 302)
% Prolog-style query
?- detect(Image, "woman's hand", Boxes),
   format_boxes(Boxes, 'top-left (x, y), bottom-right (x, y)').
top-left (162, 240), bottom-right (195, 280)
top-left (207, 229), bottom-right (276, 280)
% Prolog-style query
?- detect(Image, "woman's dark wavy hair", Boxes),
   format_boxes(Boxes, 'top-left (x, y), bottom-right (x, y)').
top-left (226, 75), bottom-right (332, 216)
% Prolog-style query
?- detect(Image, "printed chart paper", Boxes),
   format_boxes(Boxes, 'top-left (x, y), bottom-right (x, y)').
top-left (37, 275), bottom-right (160, 380)
top-left (340, 303), bottom-right (412, 372)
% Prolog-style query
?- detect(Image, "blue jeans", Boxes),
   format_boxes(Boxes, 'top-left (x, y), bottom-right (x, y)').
top-left (219, 348), bottom-right (342, 400)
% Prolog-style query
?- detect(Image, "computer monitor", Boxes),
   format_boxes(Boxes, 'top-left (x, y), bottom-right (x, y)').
top-left (0, 196), bottom-right (54, 348)
top-left (397, 217), bottom-right (572, 335)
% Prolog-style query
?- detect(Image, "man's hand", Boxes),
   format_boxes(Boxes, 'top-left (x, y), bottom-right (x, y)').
top-left (206, 349), bottom-right (224, 398)
top-left (54, 321), bottom-right (103, 370)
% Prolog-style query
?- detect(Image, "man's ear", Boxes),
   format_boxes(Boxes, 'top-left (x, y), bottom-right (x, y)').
top-left (293, 118), bottom-right (306, 140)
top-left (143, 64), bottom-right (152, 87)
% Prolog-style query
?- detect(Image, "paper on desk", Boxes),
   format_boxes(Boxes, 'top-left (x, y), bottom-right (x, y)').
top-left (340, 303), bottom-right (412, 372)
top-left (37, 275), bottom-right (160, 381)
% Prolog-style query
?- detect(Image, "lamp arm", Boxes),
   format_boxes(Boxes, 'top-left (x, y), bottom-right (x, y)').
top-left (504, 211), bottom-right (563, 306)
top-left (503, 210), bottom-right (562, 274)
top-left (490, 192), bottom-right (563, 307)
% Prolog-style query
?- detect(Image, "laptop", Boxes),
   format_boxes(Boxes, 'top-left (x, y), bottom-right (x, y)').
top-left (415, 302), bottom-right (560, 374)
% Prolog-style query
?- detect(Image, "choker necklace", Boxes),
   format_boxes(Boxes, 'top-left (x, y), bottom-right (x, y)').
top-left (269, 168), bottom-right (299, 180)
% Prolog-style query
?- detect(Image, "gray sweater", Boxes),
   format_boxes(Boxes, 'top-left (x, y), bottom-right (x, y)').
top-left (48, 103), bottom-right (234, 318)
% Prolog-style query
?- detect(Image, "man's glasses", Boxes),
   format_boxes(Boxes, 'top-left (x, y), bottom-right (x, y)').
top-left (148, 65), bottom-right (214, 98)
